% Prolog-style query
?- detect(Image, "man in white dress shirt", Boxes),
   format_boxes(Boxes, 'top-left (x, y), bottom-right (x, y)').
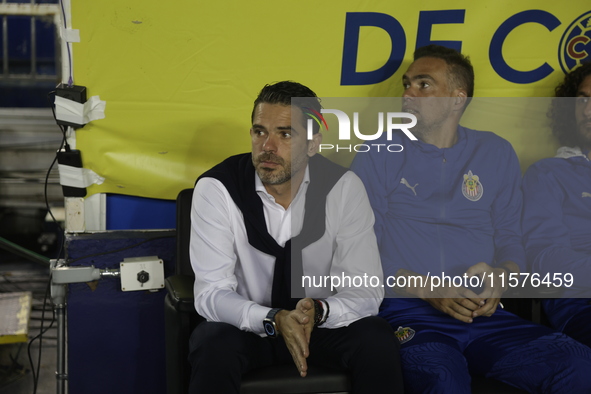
top-left (187, 81), bottom-right (402, 393)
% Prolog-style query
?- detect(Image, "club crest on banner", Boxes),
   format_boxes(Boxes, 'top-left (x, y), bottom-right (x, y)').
top-left (559, 11), bottom-right (591, 73)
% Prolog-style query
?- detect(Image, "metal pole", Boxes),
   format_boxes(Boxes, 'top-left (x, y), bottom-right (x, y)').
top-left (50, 259), bottom-right (68, 394)
top-left (49, 262), bottom-right (121, 394)
top-left (55, 303), bottom-right (67, 394)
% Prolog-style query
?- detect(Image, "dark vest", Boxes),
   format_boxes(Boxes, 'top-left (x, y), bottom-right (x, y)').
top-left (198, 153), bottom-right (347, 309)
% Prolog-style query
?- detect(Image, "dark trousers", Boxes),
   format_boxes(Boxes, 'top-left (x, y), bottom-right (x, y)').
top-left (188, 315), bottom-right (403, 393)
top-left (563, 304), bottom-right (591, 349)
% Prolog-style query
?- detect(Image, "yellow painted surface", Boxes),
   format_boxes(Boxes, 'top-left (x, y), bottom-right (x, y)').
top-left (70, 1), bottom-right (591, 199)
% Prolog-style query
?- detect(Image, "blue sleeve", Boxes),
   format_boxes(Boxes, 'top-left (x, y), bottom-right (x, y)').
top-left (350, 150), bottom-right (399, 278)
top-left (490, 141), bottom-right (527, 272)
top-left (522, 164), bottom-right (591, 290)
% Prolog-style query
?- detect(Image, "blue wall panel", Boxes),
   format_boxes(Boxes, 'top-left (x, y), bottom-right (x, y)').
top-left (106, 195), bottom-right (176, 230)
top-left (65, 231), bottom-right (175, 394)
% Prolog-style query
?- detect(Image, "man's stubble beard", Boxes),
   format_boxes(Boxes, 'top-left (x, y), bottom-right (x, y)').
top-left (253, 149), bottom-right (309, 186)
top-left (253, 153), bottom-right (292, 185)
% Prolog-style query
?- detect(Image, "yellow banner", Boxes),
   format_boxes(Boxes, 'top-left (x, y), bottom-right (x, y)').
top-left (72, 1), bottom-right (591, 199)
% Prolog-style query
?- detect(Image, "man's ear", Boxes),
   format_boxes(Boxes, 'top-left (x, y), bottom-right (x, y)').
top-left (453, 90), bottom-right (468, 111)
top-left (307, 133), bottom-right (322, 157)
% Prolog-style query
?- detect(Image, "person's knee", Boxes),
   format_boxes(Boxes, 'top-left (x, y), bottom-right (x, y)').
top-left (401, 342), bottom-right (471, 394)
top-left (489, 332), bottom-right (591, 393)
top-left (188, 322), bottom-right (247, 393)
top-left (189, 321), bottom-right (244, 363)
top-left (348, 316), bottom-right (399, 353)
top-left (331, 317), bottom-right (404, 393)
top-left (543, 339), bottom-right (591, 392)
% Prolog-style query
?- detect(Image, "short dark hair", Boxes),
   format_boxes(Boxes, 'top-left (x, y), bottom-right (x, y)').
top-left (548, 62), bottom-right (591, 146)
top-left (251, 81), bottom-right (323, 134)
top-left (414, 44), bottom-right (475, 99)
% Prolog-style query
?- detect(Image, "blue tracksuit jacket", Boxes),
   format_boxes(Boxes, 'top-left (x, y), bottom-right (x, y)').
top-left (351, 129), bottom-right (591, 393)
top-left (351, 125), bottom-right (525, 304)
top-left (522, 147), bottom-right (591, 329)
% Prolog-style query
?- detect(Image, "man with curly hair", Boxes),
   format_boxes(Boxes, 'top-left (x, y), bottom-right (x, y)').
top-left (522, 62), bottom-right (591, 348)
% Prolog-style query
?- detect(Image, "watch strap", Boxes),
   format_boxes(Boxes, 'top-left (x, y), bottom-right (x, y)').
top-left (313, 299), bottom-right (329, 327)
top-left (265, 307), bottom-right (282, 321)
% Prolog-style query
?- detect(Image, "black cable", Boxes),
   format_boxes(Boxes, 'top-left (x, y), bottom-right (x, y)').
top-left (47, 90), bottom-right (70, 153)
top-left (26, 276), bottom-right (54, 394)
top-left (27, 0), bottom-right (79, 382)
top-left (25, 90), bottom-right (68, 394)
top-left (31, 336), bottom-right (57, 341)
top-left (58, 0), bottom-right (73, 86)
top-left (31, 304), bottom-right (55, 311)
top-left (26, 231), bottom-right (173, 388)
top-left (46, 90), bottom-right (67, 249)
top-left (43, 150), bottom-right (64, 236)
top-left (29, 82), bottom-right (173, 391)
top-left (30, 316), bottom-right (57, 322)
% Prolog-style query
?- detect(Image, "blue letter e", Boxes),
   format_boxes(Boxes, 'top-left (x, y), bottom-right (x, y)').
top-left (341, 12), bottom-right (406, 86)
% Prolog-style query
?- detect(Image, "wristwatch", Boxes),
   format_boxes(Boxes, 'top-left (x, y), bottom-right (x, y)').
top-left (313, 299), bottom-right (330, 327)
top-left (263, 308), bottom-right (283, 338)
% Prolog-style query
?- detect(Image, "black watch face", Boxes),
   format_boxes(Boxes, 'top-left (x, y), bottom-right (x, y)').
top-left (264, 321), bottom-right (276, 337)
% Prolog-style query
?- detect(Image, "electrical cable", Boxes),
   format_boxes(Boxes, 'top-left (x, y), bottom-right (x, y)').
top-left (25, 90), bottom-right (68, 394)
top-left (31, 144), bottom-right (64, 392)
top-left (26, 278), bottom-right (54, 394)
top-left (29, 18), bottom-right (173, 385)
top-left (25, 1), bottom-right (74, 389)
top-left (58, 0), bottom-right (73, 86)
